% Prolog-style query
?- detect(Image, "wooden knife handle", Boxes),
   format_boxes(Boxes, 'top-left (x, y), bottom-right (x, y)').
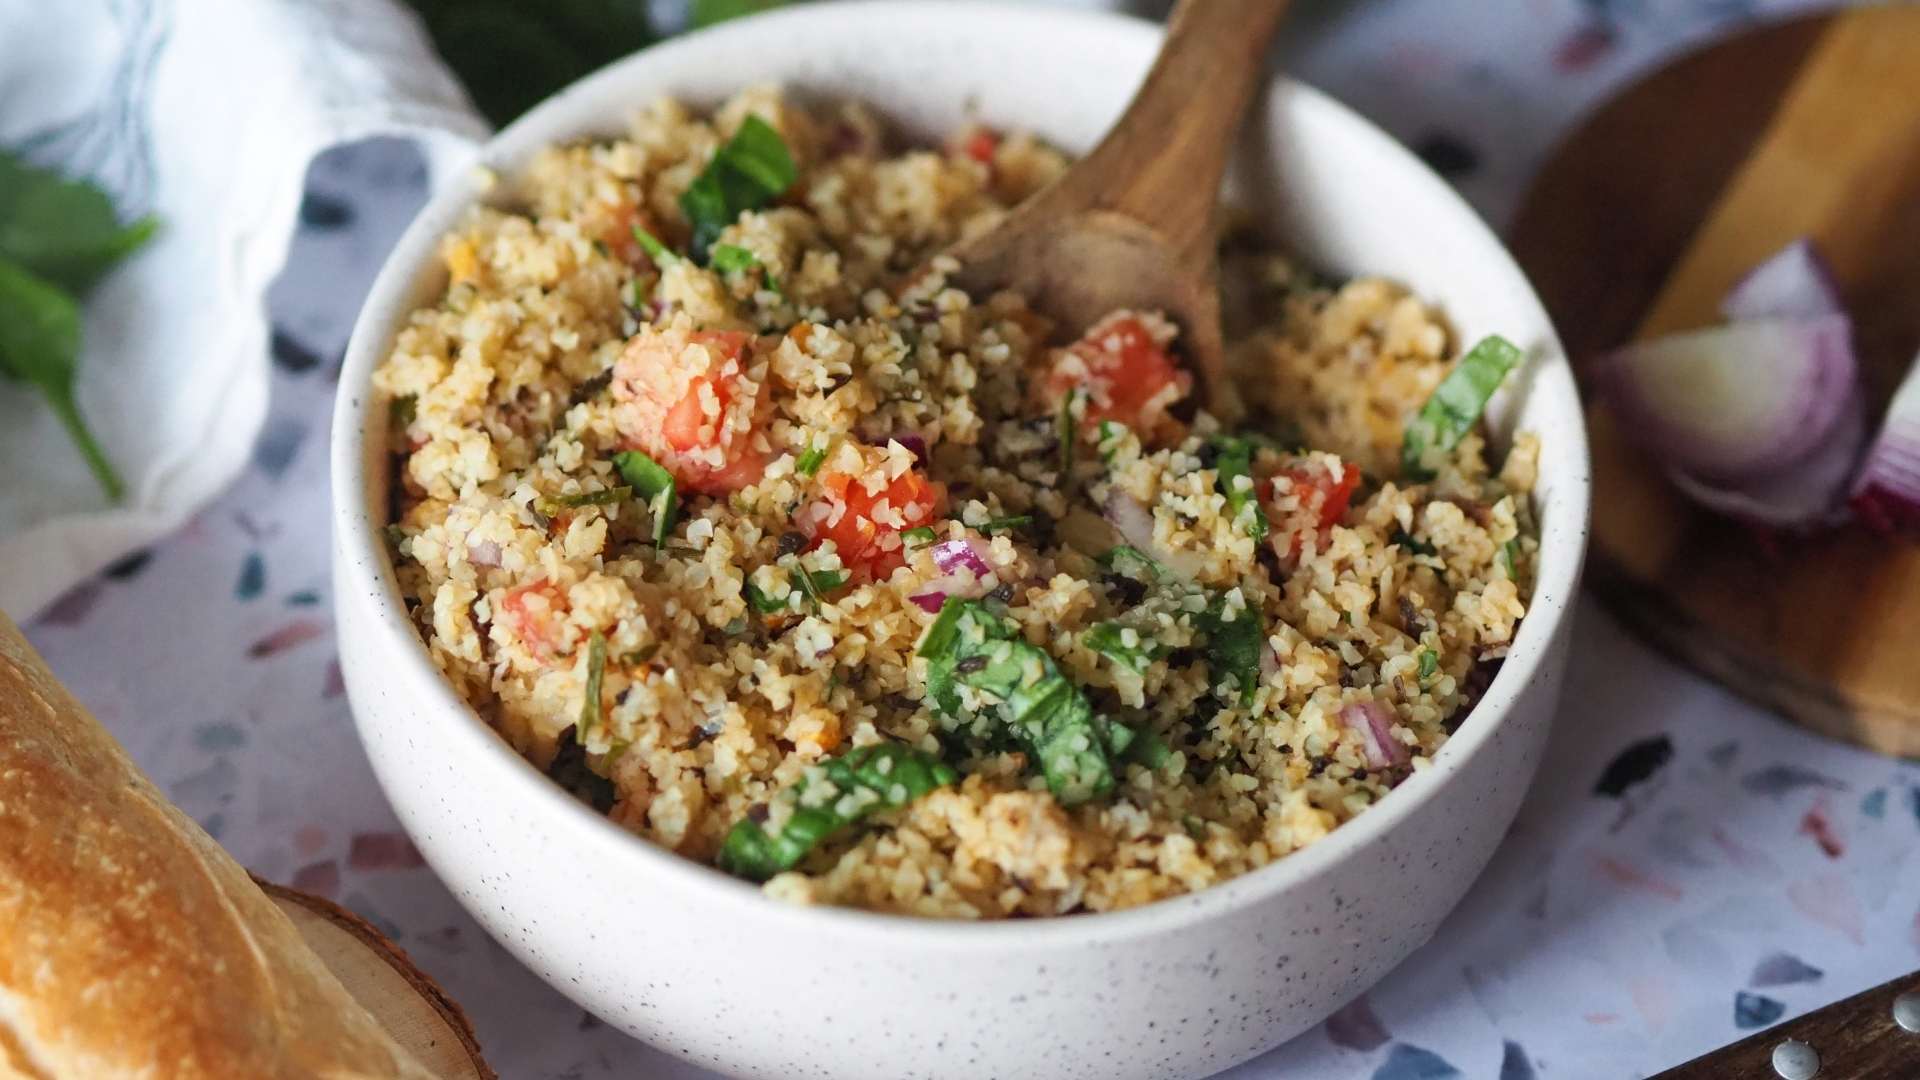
top-left (1653, 970), bottom-right (1920, 1078)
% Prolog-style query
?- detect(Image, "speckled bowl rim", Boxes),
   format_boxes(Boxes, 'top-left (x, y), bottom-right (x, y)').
top-left (333, 0), bottom-right (1591, 949)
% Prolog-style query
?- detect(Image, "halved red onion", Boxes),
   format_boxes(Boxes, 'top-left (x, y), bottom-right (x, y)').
top-left (931, 537), bottom-right (992, 578)
top-left (1594, 315), bottom-right (1857, 483)
top-left (1720, 239), bottom-right (1843, 321)
top-left (1850, 348), bottom-right (1920, 536)
top-left (1666, 385), bottom-right (1867, 528)
top-left (1102, 489), bottom-right (1208, 580)
top-left (1339, 701), bottom-right (1407, 770)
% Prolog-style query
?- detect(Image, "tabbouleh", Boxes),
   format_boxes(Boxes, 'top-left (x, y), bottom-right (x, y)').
top-left (374, 87), bottom-right (1540, 918)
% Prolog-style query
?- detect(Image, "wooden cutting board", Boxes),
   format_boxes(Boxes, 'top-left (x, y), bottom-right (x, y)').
top-left (1509, 7), bottom-right (1920, 756)
top-left (254, 877), bottom-right (495, 1079)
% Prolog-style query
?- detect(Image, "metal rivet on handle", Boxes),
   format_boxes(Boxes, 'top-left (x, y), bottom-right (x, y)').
top-left (1895, 991), bottom-right (1920, 1033)
top-left (1771, 1039), bottom-right (1819, 1080)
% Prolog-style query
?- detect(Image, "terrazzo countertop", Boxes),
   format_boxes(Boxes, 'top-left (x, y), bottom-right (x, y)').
top-left (29, 2), bottom-right (1910, 1077)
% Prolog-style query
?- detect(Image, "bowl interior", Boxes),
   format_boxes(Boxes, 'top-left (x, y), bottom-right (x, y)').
top-left (335, 0), bottom-right (1589, 940)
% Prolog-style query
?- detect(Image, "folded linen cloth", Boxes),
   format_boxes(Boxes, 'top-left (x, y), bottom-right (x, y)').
top-left (0, 0), bottom-right (488, 618)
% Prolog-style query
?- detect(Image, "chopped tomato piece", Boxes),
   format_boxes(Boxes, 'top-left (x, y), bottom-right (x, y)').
top-left (1043, 313), bottom-right (1192, 436)
top-left (799, 450), bottom-right (946, 579)
top-left (612, 326), bottom-right (768, 495)
top-left (1263, 460), bottom-right (1361, 560)
top-left (499, 580), bottom-right (570, 661)
top-left (958, 126), bottom-right (1000, 166)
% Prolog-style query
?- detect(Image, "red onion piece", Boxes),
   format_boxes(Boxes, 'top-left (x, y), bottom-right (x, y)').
top-left (1102, 489), bottom-right (1208, 580)
top-left (1850, 348), bottom-right (1920, 536)
top-left (1340, 701), bottom-right (1407, 770)
top-left (1721, 239), bottom-right (1843, 321)
top-left (1665, 385), bottom-right (1866, 528)
top-left (931, 537), bottom-right (992, 578)
top-left (1595, 315), bottom-right (1857, 483)
top-left (467, 539), bottom-right (503, 567)
top-left (907, 591), bottom-right (947, 614)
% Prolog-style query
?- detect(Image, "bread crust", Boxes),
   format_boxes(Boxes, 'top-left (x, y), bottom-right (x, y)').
top-left (0, 611), bottom-right (438, 1079)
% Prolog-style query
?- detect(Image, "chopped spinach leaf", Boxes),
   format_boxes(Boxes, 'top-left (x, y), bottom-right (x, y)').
top-left (1401, 334), bottom-right (1522, 480)
top-left (0, 257), bottom-right (122, 500)
top-left (1199, 596), bottom-right (1263, 708)
top-left (717, 743), bottom-right (957, 881)
top-left (709, 243), bottom-right (759, 274)
top-left (1083, 620), bottom-right (1164, 676)
top-left (1210, 435), bottom-right (1269, 540)
top-left (680, 116), bottom-right (796, 264)
top-left (0, 151), bottom-right (158, 295)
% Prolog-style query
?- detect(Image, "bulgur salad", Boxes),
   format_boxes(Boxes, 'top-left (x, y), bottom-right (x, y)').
top-left (374, 88), bottom-right (1540, 919)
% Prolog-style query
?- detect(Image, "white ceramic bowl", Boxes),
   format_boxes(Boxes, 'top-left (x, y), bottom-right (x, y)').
top-left (332, 5), bottom-right (1590, 1077)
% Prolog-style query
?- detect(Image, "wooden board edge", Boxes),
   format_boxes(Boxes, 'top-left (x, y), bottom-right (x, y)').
top-left (250, 874), bottom-right (497, 1080)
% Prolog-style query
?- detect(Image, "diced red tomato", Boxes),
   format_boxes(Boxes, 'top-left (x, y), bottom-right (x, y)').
top-left (960, 126), bottom-right (1000, 167)
top-left (499, 580), bottom-right (570, 661)
top-left (612, 326), bottom-right (768, 495)
top-left (1262, 460), bottom-right (1361, 560)
top-left (800, 452), bottom-right (947, 579)
top-left (1043, 313), bottom-right (1192, 437)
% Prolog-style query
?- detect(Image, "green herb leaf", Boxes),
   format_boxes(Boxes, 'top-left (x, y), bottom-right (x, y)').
top-left (402, 0), bottom-right (655, 127)
top-left (1123, 727), bottom-right (1173, 769)
top-left (1211, 435), bottom-right (1270, 541)
top-left (613, 449), bottom-right (679, 545)
top-left (1083, 621), bottom-right (1164, 676)
top-left (1417, 649), bottom-right (1438, 682)
top-left (900, 525), bottom-right (937, 548)
top-left (0, 257), bottom-right (122, 500)
top-left (1401, 334), bottom-right (1523, 480)
top-left (794, 566), bottom-right (846, 609)
top-left (690, 0), bottom-right (790, 29)
top-left (717, 742), bottom-right (958, 881)
top-left (794, 439), bottom-right (828, 476)
top-left (542, 485), bottom-right (632, 513)
top-left (1097, 545), bottom-right (1163, 583)
top-left (916, 598), bottom-right (1117, 805)
top-left (579, 630), bottom-right (607, 740)
top-left (709, 243), bottom-right (759, 273)
top-left (1199, 595), bottom-right (1263, 708)
top-left (743, 578), bottom-right (789, 614)
top-left (1501, 538), bottom-right (1520, 579)
top-left (680, 116), bottom-right (797, 263)
top-left (632, 223), bottom-right (678, 266)
top-left (0, 151), bottom-right (157, 295)
top-left (978, 515), bottom-right (1032, 535)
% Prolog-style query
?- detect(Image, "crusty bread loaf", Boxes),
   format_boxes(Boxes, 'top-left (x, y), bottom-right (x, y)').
top-left (0, 610), bottom-right (438, 1079)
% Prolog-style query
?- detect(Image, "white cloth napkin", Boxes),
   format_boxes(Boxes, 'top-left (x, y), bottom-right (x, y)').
top-left (0, 0), bottom-right (488, 618)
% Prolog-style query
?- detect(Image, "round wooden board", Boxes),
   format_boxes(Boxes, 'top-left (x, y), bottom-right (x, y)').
top-left (254, 877), bottom-right (495, 1079)
top-left (1509, 8), bottom-right (1920, 755)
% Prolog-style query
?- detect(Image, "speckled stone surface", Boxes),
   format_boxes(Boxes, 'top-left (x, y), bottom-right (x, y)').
top-left (34, 1), bottom-right (1919, 1077)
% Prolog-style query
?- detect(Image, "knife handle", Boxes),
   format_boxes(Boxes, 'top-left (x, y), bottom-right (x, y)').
top-left (1653, 971), bottom-right (1920, 1078)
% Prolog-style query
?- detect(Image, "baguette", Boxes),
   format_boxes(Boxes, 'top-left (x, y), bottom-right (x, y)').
top-left (0, 610), bottom-right (439, 1079)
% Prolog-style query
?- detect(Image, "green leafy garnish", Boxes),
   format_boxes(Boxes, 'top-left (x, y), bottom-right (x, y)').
top-left (1125, 728), bottom-right (1173, 770)
top-left (1401, 334), bottom-right (1523, 480)
top-left (541, 485), bottom-right (632, 513)
top-left (717, 743), bottom-right (958, 882)
top-left (691, 0), bottom-right (791, 29)
top-left (1098, 545), bottom-right (1163, 582)
top-left (680, 116), bottom-right (797, 264)
top-left (794, 440), bottom-right (828, 477)
top-left (580, 630), bottom-right (607, 740)
top-left (794, 566), bottom-right (847, 608)
top-left (743, 578), bottom-right (789, 614)
top-left (1417, 649), bottom-right (1438, 682)
top-left (1199, 595), bottom-right (1264, 708)
top-left (977, 515), bottom-right (1032, 534)
top-left (614, 449), bottom-right (679, 545)
top-left (1211, 435), bottom-right (1269, 541)
top-left (709, 243), bottom-right (758, 274)
top-left (1083, 621), bottom-right (1164, 676)
top-left (1389, 529), bottom-right (1437, 557)
top-left (900, 525), bottom-right (937, 548)
top-left (632, 223), bottom-right (678, 266)
top-left (1501, 538), bottom-right (1520, 580)
top-left (916, 598), bottom-right (1117, 805)
top-left (401, 1), bottom-right (656, 127)
top-left (0, 259), bottom-right (123, 500)
top-left (1097, 419), bottom-right (1129, 463)
top-left (0, 152), bottom-right (158, 295)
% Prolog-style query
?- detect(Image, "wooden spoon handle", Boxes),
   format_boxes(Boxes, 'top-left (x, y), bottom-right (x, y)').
top-left (1074, 0), bottom-right (1293, 267)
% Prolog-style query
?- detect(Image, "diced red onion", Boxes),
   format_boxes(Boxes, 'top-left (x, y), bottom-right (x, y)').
top-left (1666, 385), bottom-right (1866, 528)
top-left (1721, 239), bottom-right (1843, 321)
top-left (1850, 348), bottom-right (1920, 536)
top-left (1594, 315), bottom-right (1857, 483)
top-left (931, 537), bottom-right (992, 578)
top-left (1340, 701), bottom-right (1407, 770)
top-left (1102, 489), bottom-right (1208, 580)
top-left (867, 433), bottom-right (928, 463)
top-left (467, 539), bottom-right (503, 567)
top-left (907, 591), bottom-right (947, 614)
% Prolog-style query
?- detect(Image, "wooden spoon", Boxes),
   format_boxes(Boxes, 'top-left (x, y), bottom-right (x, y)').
top-left (945, 0), bottom-right (1293, 415)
